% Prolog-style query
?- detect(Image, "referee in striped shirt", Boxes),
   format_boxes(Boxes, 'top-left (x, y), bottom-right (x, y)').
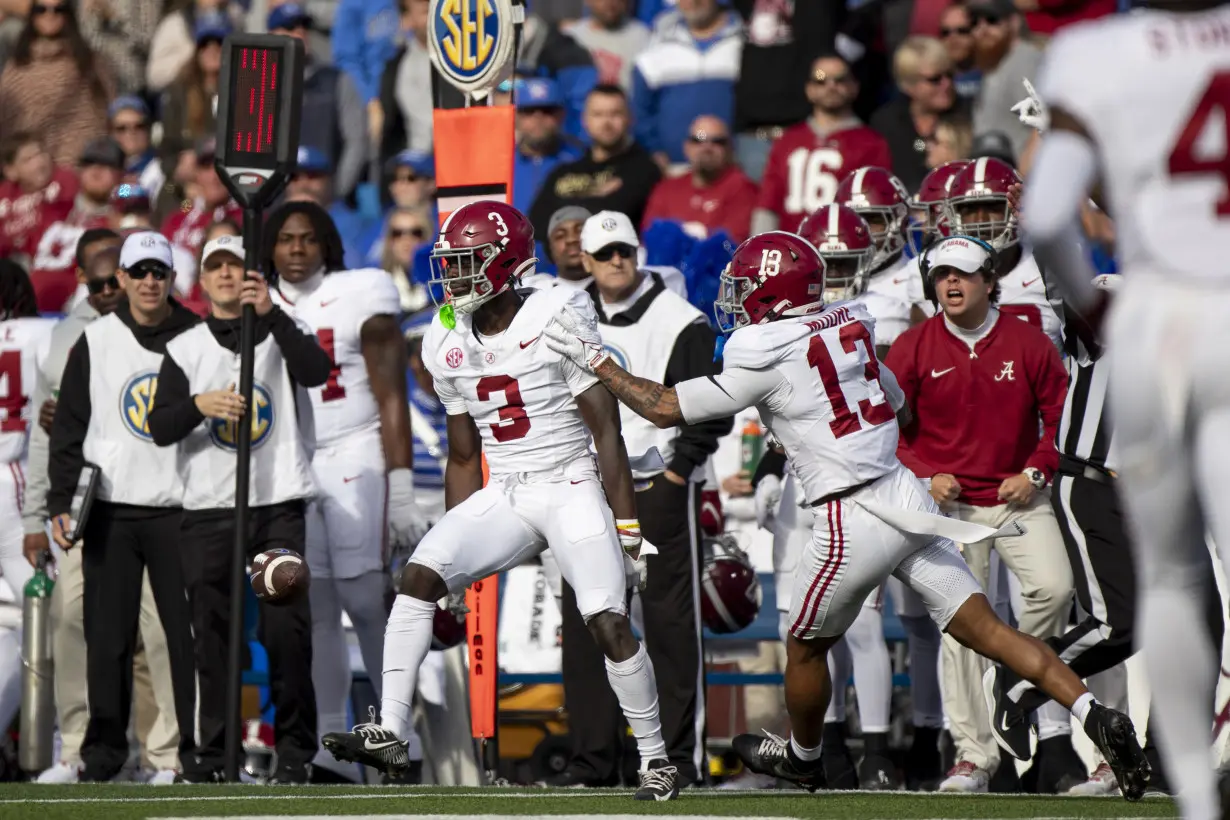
top-left (989, 273), bottom-right (1224, 793)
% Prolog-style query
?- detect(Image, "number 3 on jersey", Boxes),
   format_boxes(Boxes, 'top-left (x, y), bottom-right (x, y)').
top-left (476, 375), bottom-right (531, 442)
top-left (807, 324), bottom-right (894, 438)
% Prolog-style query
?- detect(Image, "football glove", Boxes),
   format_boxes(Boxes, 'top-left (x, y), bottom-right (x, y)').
top-left (1010, 78), bottom-right (1049, 132)
top-left (623, 538), bottom-right (659, 592)
top-left (387, 468), bottom-right (430, 546)
top-left (754, 474), bottom-right (782, 530)
top-left (543, 305), bottom-right (609, 372)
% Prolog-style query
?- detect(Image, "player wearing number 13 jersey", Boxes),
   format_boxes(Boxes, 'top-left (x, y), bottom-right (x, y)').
top-left (545, 230), bottom-right (1149, 797)
top-left (266, 201), bottom-right (431, 781)
top-left (1024, 6), bottom-right (1230, 818)
top-left (321, 200), bottom-right (681, 801)
top-left (753, 54), bottom-right (891, 235)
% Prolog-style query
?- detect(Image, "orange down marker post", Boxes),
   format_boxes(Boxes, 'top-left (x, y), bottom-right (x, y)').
top-left (432, 102), bottom-right (515, 762)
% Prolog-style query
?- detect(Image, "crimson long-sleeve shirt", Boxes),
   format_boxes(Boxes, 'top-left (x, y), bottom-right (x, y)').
top-left (885, 311), bottom-right (1068, 507)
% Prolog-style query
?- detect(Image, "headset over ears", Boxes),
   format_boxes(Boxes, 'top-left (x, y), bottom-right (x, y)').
top-left (919, 233), bottom-right (998, 281)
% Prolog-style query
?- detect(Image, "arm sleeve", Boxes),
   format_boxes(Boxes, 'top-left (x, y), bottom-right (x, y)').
top-left (147, 353), bottom-right (205, 447)
top-left (22, 360), bottom-right (51, 534)
top-left (46, 339), bottom-right (92, 517)
top-left (663, 320), bottom-right (733, 478)
top-left (675, 366), bottom-right (786, 425)
top-left (268, 307), bottom-right (334, 388)
top-left (1026, 338), bottom-right (1068, 480)
top-left (431, 373), bottom-right (468, 416)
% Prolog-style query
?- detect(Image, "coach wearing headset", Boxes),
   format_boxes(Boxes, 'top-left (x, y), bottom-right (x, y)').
top-left (885, 235), bottom-right (1073, 793)
top-left (46, 231), bottom-right (200, 783)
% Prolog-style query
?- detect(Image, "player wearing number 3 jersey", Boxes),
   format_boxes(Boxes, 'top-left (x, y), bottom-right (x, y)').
top-left (1024, 5), bottom-right (1230, 818)
top-left (321, 201), bottom-right (682, 802)
top-left (267, 201), bottom-right (432, 780)
top-left (544, 230), bottom-right (1150, 798)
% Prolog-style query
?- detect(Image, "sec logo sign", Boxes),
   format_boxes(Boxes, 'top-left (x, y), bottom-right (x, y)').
top-left (120, 371), bottom-right (159, 441)
top-left (210, 383), bottom-right (275, 451)
top-left (429, 0), bottom-right (518, 97)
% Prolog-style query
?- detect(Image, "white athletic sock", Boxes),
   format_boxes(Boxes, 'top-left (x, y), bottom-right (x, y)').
top-left (380, 595), bottom-right (438, 741)
top-left (824, 638), bottom-right (851, 723)
top-left (1140, 586), bottom-right (1219, 820)
top-left (790, 734), bottom-right (822, 762)
top-left (604, 643), bottom-right (667, 769)
top-left (1038, 700), bottom-right (1075, 740)
top-left (846, 608), bottom-right (892, 733)
top-left (901, 615), bottom-right (944, 728)
top-left (1069, 692), bottom-right (1095, 728)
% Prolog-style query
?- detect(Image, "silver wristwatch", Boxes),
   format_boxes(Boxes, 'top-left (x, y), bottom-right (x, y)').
top-left (1023, 467), bottom-right (1046, 489)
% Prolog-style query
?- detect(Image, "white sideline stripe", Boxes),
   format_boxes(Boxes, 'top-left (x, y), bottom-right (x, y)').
top-left (150, 815), bottom-right (801, 820)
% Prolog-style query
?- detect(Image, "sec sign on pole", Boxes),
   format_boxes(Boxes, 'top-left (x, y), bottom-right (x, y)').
top-left (428, 0), bottom-right (522, 99)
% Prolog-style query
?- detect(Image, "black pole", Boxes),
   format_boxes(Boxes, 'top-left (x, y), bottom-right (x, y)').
top-left (223, 209), bottom-right (263, 782)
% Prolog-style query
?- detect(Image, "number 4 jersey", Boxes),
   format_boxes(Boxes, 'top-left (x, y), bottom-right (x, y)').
top-left (675, 303), bottom-right (905, 504)
top-left (1038, 8), bottom-right (1230, 278)
top-left (0, 317), bottom-right (55, 463)
top-left (271, 268), bottom-right (401, 444)
top-left (423, 286), bottom-right (599, 477)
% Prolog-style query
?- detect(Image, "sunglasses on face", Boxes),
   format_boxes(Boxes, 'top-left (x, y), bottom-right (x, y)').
top-left (519, 106), bottom-right (557, 117)
top-left (940, 25), bottom-right (972, 37)
top-left (591, 243), bottom-right (636, 263)
top-left (393, 173), bottom-right (419, 184)
top-left (126, 265), bottom-right (172, 282)
top-left (919, 72), bottom-right (953, 85)
top-left (31, 3), bottom-right (66, 15)
top-left (86, 275), bottom-right (119, 295)
top-left (390, 226), bottom-right (426, 239)
top-left (688, 134), bottom-right (729, 146)
top-left (810, 72), bottom-right (851, 86)
top-left (112, 121), bottom-right (149, 134)
top-left (972, 13), bottom-right (1003, 26)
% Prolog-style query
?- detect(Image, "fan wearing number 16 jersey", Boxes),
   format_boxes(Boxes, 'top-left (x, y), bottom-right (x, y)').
top-left (266, 201), bottom-right (432, 781)
top-left (320, 200), bottom-right (681, 802)
top-left (544, 230), bottom-right (1149, 797)
top-left (1024, 5), bottom-right (1230, 818)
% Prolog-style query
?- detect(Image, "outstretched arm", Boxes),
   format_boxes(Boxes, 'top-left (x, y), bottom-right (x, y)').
top-left (593, 359), bottom-right (683, 430)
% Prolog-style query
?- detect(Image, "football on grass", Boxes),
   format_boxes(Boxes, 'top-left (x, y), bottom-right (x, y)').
top-left (250, 548), bottom-right (309, 605)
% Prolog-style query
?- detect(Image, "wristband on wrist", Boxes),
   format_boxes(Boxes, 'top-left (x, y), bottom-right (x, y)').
top-left (616, 518), bottom-right (641, 552)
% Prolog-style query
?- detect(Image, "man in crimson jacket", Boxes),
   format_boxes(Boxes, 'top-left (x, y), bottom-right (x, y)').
top-left (885, 236), bottom-right (1076, 794)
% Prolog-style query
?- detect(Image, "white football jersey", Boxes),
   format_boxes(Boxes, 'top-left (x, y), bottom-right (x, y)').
top-left (996, 251), bottom-right (1064, 349)
top-left (676, 303), bottom-right (904, 503)
top-left (271, 268), bottom-right (401, 445)
top-left (0, 317), bottom-right (55, 464)
top-left (424, 286), bottom-right (599, 477)
top-left (1039, 8), bottom-right (1230, 279)
top-left (858, 256), bottom-right (918, 348)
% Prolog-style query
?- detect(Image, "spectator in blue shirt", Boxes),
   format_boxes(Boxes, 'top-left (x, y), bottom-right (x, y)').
top-left (332, 0), bottom-right (401, 137)
top-left (507, 78), bottom-right (583, 219)
top-left (631, 0), bottom-right (744, 166)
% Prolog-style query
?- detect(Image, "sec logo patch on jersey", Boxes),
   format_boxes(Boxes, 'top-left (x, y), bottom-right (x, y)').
top-left (446, 347), bottom-right (464, 368)
top-left (210, 383), bottom-right (275, 450)
top-left (120, 371), bottom-right (159, 441)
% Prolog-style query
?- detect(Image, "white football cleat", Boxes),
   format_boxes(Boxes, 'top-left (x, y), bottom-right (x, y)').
top-left (36, 761), bottom-right (82, 784)
top-left (938, 760), bottom-right (990, 793)
top-left (1068, 762), bottom-right (1119, 796)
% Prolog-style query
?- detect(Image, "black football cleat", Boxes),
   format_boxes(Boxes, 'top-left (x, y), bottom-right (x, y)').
top-left (858, 753), bottom-right (899, 791)
top-left (732, 731), bottom-right (825, 792)
top-left (322, 717), bottom-right (410, 775)
top-left (634, 759), bottom-right (680, 801)
top-left (1083, 704), bottom-right (1150, 801)
top-left (984, 665), bottom-right (1033, 762)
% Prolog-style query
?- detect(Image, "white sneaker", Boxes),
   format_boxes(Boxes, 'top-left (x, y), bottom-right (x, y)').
top-left (716, 770), bottom-right (776, 790)
top-left (938, 760), bottom-right (991, 793)
top-left (36, 761), bottom-right (82, 784)
top-left (1068, 762), bottom-right (1118, 796)
top-left (147, 769), bottom-right (178, 786)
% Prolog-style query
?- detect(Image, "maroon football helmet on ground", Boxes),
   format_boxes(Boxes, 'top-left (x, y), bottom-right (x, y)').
top-left (700, 535), bottom-right (762, 635)
top-left (429, 200), bottom-right (537, 314)
top-left (432, 601), bottom-right (467, 650)
top-left (714, 231), bottom-right (826, 333)
top-left (944, 157), bottom-right (1022, 250)
top-left (912, 160), bottom-right (969, 236)
top-left (798, 204), bottom-right (875, 304)
top-left (835, 166), bottom-right (911, 270)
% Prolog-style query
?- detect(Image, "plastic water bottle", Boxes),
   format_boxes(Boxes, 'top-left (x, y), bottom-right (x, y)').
top-left (740, 418), bottom-right (763, 476)
top-left (20, 553), bottom-right (55, 774)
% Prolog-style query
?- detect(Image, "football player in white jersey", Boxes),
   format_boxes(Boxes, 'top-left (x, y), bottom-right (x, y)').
top-left (321, 201), bottom-right (681, 801)
top-left (946, 157), bottom-right (1064, 350)
top-left (1023, 4), bottom-right (1230, 816)
top-left (266, 201), bottom-right (431, 780)
top-left (545, 230), bottom-right (1150, 798)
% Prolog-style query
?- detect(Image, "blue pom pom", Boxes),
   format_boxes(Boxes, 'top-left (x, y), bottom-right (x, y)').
top-left (713, 334), bottom-right (726, 362)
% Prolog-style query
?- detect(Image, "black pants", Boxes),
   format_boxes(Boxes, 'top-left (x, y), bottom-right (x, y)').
top-left (1019, 467), bottom-right (1225, 741)
top-left (560, 478), bottom-right (705, 784)
top-left (178, 500), bottom-right (317, 773)
top-left (80, 503), bottom-right (197, 778)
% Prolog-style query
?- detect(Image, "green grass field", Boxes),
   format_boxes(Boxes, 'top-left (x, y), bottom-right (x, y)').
top-left (0, 784), bottom-right (1181, 820)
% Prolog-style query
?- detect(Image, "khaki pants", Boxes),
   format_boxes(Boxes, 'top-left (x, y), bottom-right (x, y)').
top-left (740, 637), bottom-right (787, 735)
top-left (50, 545), bottom-right (180, 769)
top-left (940, 492), bottom-right (1073, 770)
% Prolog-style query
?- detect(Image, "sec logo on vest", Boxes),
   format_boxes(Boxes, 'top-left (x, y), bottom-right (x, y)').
top-left (428, 0), bottom-right (517, 97)
top-left (210, 383), bottom-right (276, 451)
top-left (120, 371), bottom-right (159, 441)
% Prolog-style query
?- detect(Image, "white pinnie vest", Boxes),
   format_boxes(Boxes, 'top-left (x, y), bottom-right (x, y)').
top-left (165, 324), bottom-right (316, 510)
top-left (82, 314), bottom-right (183, 506)
top-left (597, 284), bottom-right (706, 479)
